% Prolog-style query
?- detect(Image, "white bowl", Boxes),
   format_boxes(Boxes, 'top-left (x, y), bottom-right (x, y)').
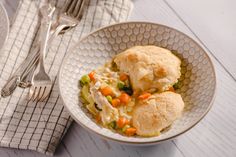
top-left (0, 2), bottom-right (9, 50)
top-left (59, 22), bottom-right (216, 145)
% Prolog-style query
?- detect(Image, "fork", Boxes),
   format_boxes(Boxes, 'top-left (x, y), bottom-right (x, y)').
top-left (23, 0), bottom-right (86, 89)
top-left (1, 0), bottom-right (86, 98)
top-left (29, 0), bottom-right (86, 101)
top-left (29, 5), bottom-right (55, 101)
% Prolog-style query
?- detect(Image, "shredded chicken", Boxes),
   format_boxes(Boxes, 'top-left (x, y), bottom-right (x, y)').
top-left (90, 83), bottom-right (119, 124)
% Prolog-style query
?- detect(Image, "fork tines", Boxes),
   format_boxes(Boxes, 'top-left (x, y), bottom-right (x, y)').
top-left (63, 0), bottom-right (86, 19)
top-left (29, 85), bottom-right (52, 102)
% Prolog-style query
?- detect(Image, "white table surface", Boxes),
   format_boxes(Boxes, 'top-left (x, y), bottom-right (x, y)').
top-left (0, 0), bottom-right (236, 157)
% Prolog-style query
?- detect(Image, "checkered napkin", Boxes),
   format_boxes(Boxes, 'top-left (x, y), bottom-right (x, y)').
top-left (0, 0), bottom-right (133, 155)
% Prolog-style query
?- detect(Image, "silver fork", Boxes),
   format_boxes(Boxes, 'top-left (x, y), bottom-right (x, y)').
top-left (29, 5), bottom-right (55, 101)
top-left (29, 0), bottom-right (86, 101)
top-left (1, 0), bottom-right (86, 98)
top-left (23, 0), bottom-right (86, 87)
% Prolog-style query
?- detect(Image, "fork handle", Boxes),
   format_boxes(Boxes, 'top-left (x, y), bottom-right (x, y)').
top-left (36, 7), bottom-right (55, 73)
top-left (1, 46), bottom-right (39, 97)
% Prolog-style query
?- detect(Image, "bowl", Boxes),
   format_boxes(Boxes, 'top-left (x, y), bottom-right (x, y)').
top-left (58, 22), bottom-right (216, 145)
top-left (0, 2), bottom-right (9, 50)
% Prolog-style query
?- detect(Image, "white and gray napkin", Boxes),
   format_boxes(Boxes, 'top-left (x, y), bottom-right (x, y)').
top-left (0, 0), bottom-right (133, 155)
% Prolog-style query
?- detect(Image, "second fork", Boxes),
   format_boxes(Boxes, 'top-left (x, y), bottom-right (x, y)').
top-left (29, 5), bottom-right (55, 101)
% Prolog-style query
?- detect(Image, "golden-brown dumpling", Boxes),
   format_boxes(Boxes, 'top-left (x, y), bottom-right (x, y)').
top-left (132, 91), bottom-right (184, 136)
top-left (114, 46), bottom-right (181, 93)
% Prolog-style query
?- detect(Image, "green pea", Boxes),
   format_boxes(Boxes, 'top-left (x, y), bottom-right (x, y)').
top-left (106, 95), bottom-right (113, 103)
top-left (122, 124), bottom-right (130, 132)
top-left (108, 121), bottom-right (117, 129)
top-left (80, 75), bottom-right (90, 84)
top-left (173, 81), bottom-right (181, 90)
top-left (117, 81), bottom-right (125, 89)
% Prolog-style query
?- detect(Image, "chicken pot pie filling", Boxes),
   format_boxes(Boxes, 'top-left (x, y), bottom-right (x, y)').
top-left (79, 46), bottom-right (184, 137)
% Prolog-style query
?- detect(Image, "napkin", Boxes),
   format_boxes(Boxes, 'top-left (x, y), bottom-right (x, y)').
top-left (0, 0), bottom-right (133, 155)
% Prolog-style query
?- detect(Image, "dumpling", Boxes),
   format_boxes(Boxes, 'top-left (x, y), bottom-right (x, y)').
top-left (132, 91), bottom-right (184, 136)
top-left (114, 46), bottom-right (181, 93)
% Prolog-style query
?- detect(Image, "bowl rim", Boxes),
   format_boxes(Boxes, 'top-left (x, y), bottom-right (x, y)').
top-left (58, 21), bottom-right (217, 144)
top-left (0, 2), bottom-right (10, 51)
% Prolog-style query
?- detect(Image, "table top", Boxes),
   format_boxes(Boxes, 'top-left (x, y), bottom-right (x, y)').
top-left (0, 0), bottom-right (236, 157)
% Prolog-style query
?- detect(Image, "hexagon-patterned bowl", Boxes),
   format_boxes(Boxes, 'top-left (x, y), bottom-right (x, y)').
top-left (59, 22), bottom-right (216, 145)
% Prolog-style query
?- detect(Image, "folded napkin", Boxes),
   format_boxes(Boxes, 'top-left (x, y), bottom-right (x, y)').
top-left (0, 0), bottom-right (133, 155)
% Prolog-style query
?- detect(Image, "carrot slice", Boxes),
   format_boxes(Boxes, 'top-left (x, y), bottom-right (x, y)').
top-left (117, 117), bottom-right (129, 128)
top-left (100, 86), bottom-right (113, 96)
top-left (168, 86), bottom-right (175, 92)
top-left (138, 92), bottom-right (151, 100)
top-left (119, 93), bottom-right (130, 104)
top-left (120, 73), bottom-right (128, 81)
top-left (125, 127), bottom-right (136, 136)
top-left (95, 114), bottom-right (101, 122)
top-left (88, 71), bottom-right (96, 81)
top-left (111, 98), bottom-right (121, 107)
